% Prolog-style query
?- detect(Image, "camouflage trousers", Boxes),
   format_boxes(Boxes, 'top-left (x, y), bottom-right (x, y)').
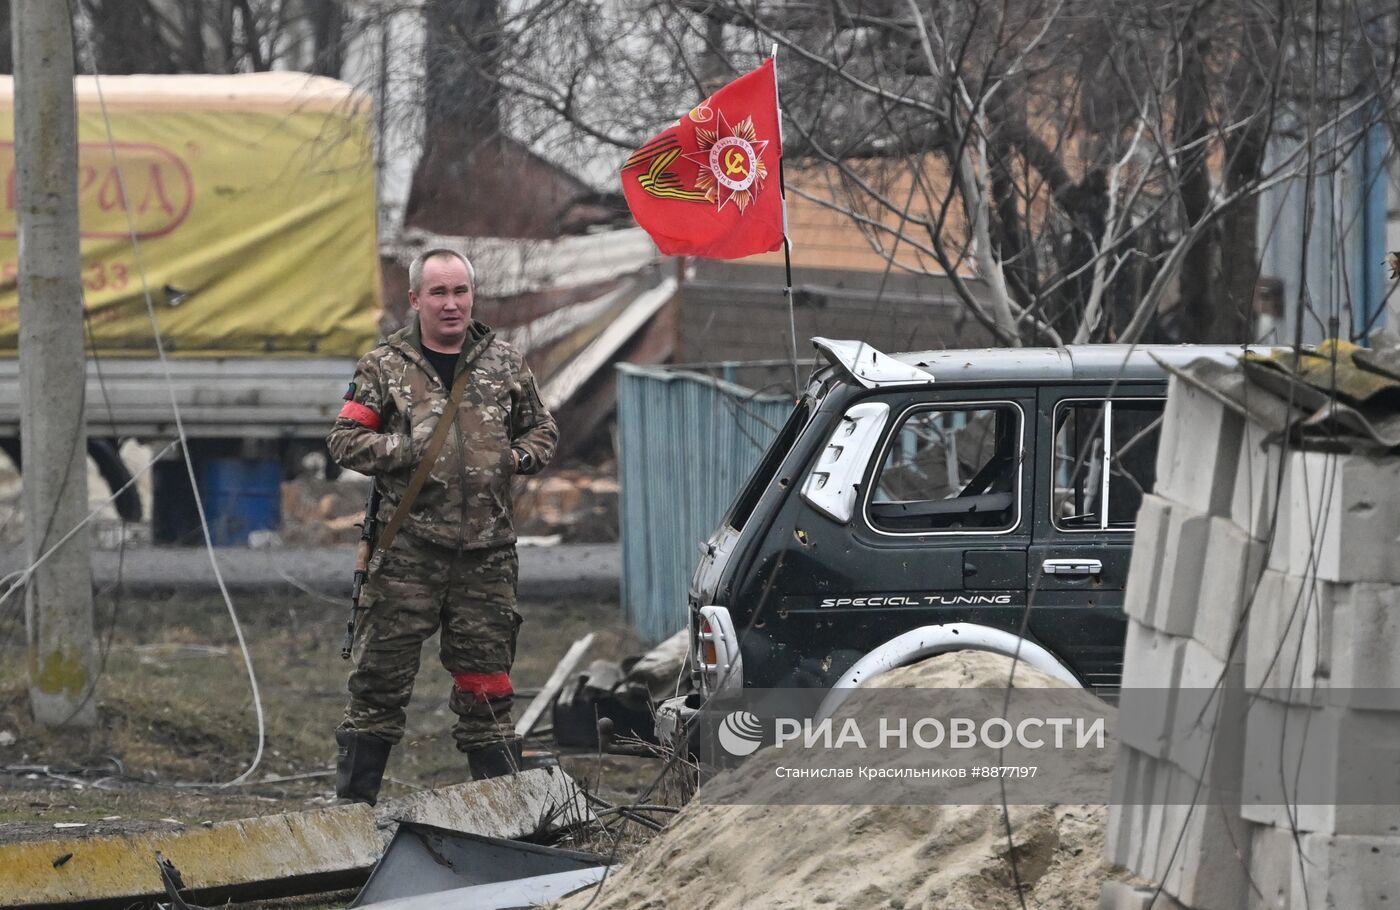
top-left (339, 532), bottom-right (522, 753)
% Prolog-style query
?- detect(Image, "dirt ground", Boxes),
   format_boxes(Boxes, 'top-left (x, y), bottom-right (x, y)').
top-left (0, 585), bottom-right (656, 842)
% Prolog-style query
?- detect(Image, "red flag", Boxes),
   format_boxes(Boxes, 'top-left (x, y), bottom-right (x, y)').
top-left (621, 60), bottom-right (785, 260)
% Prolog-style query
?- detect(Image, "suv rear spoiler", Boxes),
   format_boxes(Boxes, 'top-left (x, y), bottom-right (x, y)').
top-left (812, 337), bottom-right (935, 389)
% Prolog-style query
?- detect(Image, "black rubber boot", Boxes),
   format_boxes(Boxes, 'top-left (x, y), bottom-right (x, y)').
top-left (335, 730), bottom-right (392, 806)
top-left (466, 739), bottom-right (522, 781)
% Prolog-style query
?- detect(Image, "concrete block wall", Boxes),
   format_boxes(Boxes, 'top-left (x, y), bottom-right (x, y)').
top-left (1102, 373), bottom-right (1400, 910)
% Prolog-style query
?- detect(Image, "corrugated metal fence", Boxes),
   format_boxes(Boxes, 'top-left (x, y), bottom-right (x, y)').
top-left (616, 363), bottom-right (795, 643)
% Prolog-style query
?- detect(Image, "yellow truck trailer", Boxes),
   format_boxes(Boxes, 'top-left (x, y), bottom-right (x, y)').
top-left (0, 73), bottom-right (383, 541)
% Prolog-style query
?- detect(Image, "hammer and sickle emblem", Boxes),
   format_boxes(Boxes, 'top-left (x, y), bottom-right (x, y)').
top-left (723, 148), bottom-right (750, 178)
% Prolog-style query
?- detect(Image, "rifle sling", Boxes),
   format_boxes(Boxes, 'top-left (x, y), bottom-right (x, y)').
top-left (376, 361), bottom-right (474, 558)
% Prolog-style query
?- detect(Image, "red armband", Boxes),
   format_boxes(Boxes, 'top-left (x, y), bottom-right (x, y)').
top-left (452, 671), bottom-right (514, 702)
top-left (338, 401), bottom-right (381, 431)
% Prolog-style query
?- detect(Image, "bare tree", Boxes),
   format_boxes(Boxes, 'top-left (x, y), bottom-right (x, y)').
top-left (74, 0), bottom-right (362, 77)
top-left (484, 0), bottom-right (1400, 345)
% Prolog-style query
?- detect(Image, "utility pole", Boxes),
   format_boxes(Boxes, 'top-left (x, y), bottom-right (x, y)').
top-left (14, 0), bottom-right (96, 727)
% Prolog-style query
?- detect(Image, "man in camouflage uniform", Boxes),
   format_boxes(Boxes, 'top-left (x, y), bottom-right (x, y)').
top-left (327, 248), bottom-right (557, 804)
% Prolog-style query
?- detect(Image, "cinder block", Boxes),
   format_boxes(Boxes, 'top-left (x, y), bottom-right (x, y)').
top-left (1156, 376), bottom-right (1244, 517)
top-left (1305, 832), bottom-right (1400, 910)
top-left (1168, 648), bottom-right (1248, 787)
top-left (1114, 747), bottom-right (1170, 881)
top-left (1284, 450), bottom-right (1400, 583)
top-left (1194, 516), bottom-right (1266, 664)
top-left (1136, 758), bottom-right (1171, 882)
top-left (1230, 422), bottom-right (1285, 543)
top-left (1098, 881), bottom-right (1188, 910)
top-left (1118, 623), bottom-right (1187, 759)
top-left (1240, 698), bottom-right (1400, 836)
top-left (1246, 824), bottom-right (1297, 910)
top-left (1248, 825), bottom-right (1400, 910)
top-left (1330, 582), bottom-right (1400, 689)
top-left (1153, 503), bottom-right (1212, 636)
top-left (1106, 747), bottom-right (1143, 868)
top-left (1158, 766), bottom-right (1255, 910)
top-left (1125, 494), bottom-right (1172, 627)
top-left (1244, 570), bottom-right (1330, 692)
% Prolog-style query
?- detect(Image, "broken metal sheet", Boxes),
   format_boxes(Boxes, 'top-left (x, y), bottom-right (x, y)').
top-left (1355, 344), bottom-right (1400, 383)
top-left (1157, 357), bottom-right (1302, 436)
top-left (1244, 340), bottom-right (1400, 406)
top-left (0, 768), bottom-right (591, 909)
top-left (352, 868), bottom-right (607, 910)
top-left (1239, 358), bottom-right (1400, 449)
top-left (351, 822), bottom-right (605, 906)
top-left (1166, 348), bottom-right (1400, 451)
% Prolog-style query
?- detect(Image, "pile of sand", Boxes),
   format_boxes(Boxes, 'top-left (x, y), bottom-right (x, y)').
top-left (560, 650), bottom-right (1124, 910)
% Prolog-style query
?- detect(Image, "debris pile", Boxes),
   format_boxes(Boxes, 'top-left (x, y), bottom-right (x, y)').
top-left (515, 469), bottom-right (620, 542)
top-left (560, 651), bottom-right (1127, 910)
top-left (1104, 344), bottom-right (1400, 910)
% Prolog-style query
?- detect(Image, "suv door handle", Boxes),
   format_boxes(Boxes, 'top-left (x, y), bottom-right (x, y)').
top-left (1041, 558), bottom-right (1102, 576)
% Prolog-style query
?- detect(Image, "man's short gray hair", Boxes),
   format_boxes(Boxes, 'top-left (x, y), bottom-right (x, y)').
top-left (409, 248), bottom-right (475, 293)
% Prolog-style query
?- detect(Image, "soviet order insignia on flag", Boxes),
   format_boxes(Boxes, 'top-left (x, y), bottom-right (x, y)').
top-left (622, 59), bottom-right (785, 260)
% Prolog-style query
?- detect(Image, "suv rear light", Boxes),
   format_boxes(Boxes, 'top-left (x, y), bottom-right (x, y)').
top-left (696, 606), bottom-right (743, 695)
top-left (699, 617), bottom-right (718, 666)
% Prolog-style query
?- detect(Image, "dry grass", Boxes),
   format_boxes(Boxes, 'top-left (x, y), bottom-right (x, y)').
top-left (0, 587), bottom-right (653, 835)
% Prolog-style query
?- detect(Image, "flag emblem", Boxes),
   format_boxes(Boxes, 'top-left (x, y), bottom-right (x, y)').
top-left (689, 114), bottom-right (770, 212)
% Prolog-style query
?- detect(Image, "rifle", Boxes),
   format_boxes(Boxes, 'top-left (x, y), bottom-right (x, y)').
top-left (342, 483), bottom-right (382, 660)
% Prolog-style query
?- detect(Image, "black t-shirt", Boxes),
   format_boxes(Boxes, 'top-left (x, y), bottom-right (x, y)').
top-left (421, 344), bottom-right (460, 386)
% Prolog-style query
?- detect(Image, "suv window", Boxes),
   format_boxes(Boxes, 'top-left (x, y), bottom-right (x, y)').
top-left (1052, 399), bottom-right (1164, 531)
top-left (726, 400), bottom-right (811, 531)
top-left (867, 403), bottom-right (1022, 533)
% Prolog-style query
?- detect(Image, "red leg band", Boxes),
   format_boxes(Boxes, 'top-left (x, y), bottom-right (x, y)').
top-left (453, 671), bottom-right (513, 702)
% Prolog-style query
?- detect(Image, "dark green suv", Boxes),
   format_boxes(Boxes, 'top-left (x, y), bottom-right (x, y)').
top-left (658, 339), bottom-right (1249, 739)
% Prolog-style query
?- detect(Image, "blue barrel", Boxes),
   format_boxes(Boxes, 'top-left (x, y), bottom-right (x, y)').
top-left (199, 457), bottom-right (282, 545)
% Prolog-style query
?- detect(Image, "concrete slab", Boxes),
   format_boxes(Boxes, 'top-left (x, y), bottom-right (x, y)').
top-left (0, 544), bottom-right (622, 600)
top-left (0, 768), bottom-right (590, 908)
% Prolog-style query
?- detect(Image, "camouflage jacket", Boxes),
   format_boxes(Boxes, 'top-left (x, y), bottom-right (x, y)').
top-left (328, 316), bottom-right (558, 551)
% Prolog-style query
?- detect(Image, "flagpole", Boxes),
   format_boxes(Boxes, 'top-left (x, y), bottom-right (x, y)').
top-left (772, 45), bottom-right (800, 397)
